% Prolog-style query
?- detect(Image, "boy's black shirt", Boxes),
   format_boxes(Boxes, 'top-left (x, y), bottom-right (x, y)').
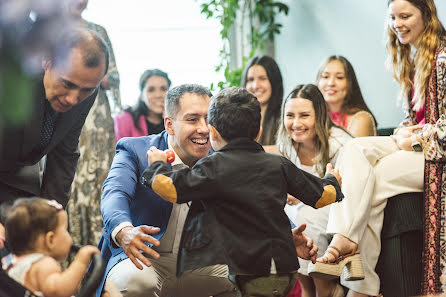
top-left (142, 137), bottom-right (343, 276)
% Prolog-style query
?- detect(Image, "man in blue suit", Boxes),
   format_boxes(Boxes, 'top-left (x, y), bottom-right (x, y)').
top-left (98, 84), bottom-right (236, 297)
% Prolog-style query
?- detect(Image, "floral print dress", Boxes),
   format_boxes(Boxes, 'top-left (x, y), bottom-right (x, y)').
top-left (401, 39), bottom-right (446, 294)
top-left (67, 21), bottom-right (121, 246)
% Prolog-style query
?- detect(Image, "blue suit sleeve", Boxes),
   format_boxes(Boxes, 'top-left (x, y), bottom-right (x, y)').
top-left (101, 139), bottom-right (140, 237)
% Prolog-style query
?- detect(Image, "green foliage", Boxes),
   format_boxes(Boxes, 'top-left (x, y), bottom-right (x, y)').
top-left (199, 0), bottom-right (289, 90)
top-left (0, 47), bottom-right (33, 127)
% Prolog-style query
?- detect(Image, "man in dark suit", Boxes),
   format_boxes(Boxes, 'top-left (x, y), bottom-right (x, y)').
top-left (0, 28), bottom-right (108, 214)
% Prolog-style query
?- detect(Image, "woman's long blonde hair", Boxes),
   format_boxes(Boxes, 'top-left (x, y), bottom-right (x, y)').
top-left (276, 84), bottom-right (334, 177)
top-left (385, 0), bottom-right (446, 111)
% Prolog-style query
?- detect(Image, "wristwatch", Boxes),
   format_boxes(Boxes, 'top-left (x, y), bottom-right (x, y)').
top-left (411, 134), bottom-right (422, 152)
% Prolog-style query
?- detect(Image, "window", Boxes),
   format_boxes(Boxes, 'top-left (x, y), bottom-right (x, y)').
top-left (84, 0), bottom-right (223, 107)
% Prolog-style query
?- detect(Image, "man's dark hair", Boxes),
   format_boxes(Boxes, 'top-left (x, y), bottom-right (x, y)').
top-left (51, 28), bottom-right (109, 75)
top-left (165, 84), bottom-right (212, 118)
top-left (208, 87), bottom-right (261, 141)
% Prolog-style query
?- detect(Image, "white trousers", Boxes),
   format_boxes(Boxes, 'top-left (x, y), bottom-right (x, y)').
top-left (326, 136), bottom-right (424, 295)
top-left (285, 204), bottom-right (331, 275)
top-left (106, 254), bottom-right (236, 297)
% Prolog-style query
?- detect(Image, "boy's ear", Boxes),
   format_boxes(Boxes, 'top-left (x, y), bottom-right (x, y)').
top-left (255, 126), bottom-right (263, 142)
top-left (208, 125), bottom-right (220, 141)
top-left (165, 117), bottom-right (175, 136)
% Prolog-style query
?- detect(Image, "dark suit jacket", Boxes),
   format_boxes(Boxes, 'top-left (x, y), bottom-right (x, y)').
top-left (142, 137), bottom-right (344, 276)
top-left (0, 75), bottom-right (97, 206)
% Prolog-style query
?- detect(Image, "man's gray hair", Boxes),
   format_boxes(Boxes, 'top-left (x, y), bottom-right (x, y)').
top-left (52, 28), bottom-right (109, 75)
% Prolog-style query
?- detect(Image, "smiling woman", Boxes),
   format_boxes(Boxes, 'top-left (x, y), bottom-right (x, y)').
top-left (113, 69), bottom-right (171, 141)
top-left (315, 55), bottom-right (377, 137)
top-left (275, 84), bottom-right (352, 297)
top-left (388, 0), bottom-right (424, 46)
top-left (242, 56), bottom-right (284, 145)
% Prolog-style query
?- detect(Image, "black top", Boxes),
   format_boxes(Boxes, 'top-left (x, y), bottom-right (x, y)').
top-left (142, 137), bottom-right (343, 276)
top-left (145, 118), bottom-right (164, 135)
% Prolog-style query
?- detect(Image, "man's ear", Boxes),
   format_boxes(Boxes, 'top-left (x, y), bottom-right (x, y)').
top-left (255, 126), bottom-right (263, 142)
top-left (208, 125), bottom-right (220, 141)
top-left (165, 117), bottom-right (175, 136)
top-left (41, 59), bottom-right (52, 71)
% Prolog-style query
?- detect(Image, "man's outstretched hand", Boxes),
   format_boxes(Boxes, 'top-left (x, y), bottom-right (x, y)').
top-left (292, 224), bottom-right (318, 264)
top-left (116, 225), bottom-right (161, 270)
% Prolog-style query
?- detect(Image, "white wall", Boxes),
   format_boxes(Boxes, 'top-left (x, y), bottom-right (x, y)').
top-left (275, 0), bottom-right (446, 128)
top-left (83, 0), bottom-right (223, 108)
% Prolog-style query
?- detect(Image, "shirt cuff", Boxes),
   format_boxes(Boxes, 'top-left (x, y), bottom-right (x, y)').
top-left (111, 222), bottom-right (133, 247)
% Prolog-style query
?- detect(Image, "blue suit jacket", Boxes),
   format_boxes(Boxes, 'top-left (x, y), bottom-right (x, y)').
top-left (97, 131), bottom-right (172, 296)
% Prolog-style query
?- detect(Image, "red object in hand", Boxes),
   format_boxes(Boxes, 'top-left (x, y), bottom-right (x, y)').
top-left (165, 149), bottom-right (175, 164)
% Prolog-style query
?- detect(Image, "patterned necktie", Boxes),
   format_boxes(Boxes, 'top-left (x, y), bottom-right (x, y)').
top-left (34, 100), bottom-right (58, 154)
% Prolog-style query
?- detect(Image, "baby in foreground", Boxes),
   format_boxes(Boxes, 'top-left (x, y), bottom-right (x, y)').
top-left (2, 198), bottom-right (99, 297)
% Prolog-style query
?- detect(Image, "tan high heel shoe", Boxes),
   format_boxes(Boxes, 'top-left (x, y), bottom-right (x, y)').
top-left (307, 246), bottom-right (365, 281)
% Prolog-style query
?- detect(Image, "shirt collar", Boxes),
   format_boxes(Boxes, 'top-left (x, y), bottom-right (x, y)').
top-left (167, 137), bottom-right (187, 168)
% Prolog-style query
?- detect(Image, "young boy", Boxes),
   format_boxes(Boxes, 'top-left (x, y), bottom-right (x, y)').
top-left (141, 87), bottom-right (343, 297)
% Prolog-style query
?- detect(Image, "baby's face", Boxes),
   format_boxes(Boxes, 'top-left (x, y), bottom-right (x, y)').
top-left (50, 211), bottom-right (73, 261)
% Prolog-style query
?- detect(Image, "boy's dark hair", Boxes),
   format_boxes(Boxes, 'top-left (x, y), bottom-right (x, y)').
top-left (208, 87), bottom-right (261, 141)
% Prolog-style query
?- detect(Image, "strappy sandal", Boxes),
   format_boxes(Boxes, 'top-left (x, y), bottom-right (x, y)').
top-left (307, 246), bottom-right (365, 281)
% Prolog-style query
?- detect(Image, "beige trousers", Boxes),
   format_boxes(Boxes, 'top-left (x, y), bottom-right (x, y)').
top-left (326, 136), bottom-right (424, 296)
top-left (106, 254), bottom-right (236, 297)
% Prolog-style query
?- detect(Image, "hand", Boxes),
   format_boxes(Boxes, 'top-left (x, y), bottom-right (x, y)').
top-left (116, 225), bottom-right (161, 270)
top-left (325, 163), bottom-right (342, 187)
top-left (390, 133), bottom-right (415, 151)
top-left (292, 224), bottom-right (318, 263)
top-left (394, 124), bottom-right (423, 137)
top-left (146, 146), bottom-right (167, 166)
top-left (0, 223), bottom-right (5, 249)
top-left (286, 194), bottom-right (300, 206)
top-left (74, 245), bottom-right (100, 267)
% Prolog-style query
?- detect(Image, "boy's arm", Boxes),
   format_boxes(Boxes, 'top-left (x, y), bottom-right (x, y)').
top-left (141, 148), bottom-right (217, 204)
top-left (284, 158), bottom-right (344, 209)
